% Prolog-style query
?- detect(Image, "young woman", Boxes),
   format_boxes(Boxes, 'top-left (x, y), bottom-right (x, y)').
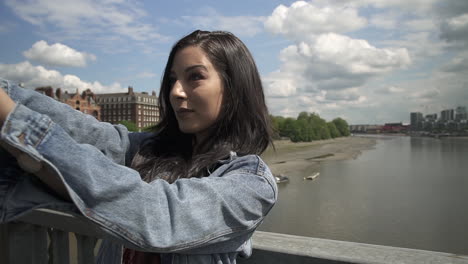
top-left (0, 30), bottom-right (277, 263)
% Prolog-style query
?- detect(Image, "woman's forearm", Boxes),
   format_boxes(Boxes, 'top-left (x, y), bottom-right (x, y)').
top-left (0, 88), bottom-right (16, 127)
top-left (2, 80), bottom-right (130, 165)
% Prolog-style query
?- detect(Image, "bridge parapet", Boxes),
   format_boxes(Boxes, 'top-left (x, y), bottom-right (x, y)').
top-left (1, 209), bottom-right (467, 264)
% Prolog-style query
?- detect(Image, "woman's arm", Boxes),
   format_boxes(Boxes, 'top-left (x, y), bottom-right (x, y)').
top-left (1, 103), bottom-right (277, 253)
top-left (0, 79), bottom-right (130, 164)
top-left (0, 87), bottom-right (15, 127)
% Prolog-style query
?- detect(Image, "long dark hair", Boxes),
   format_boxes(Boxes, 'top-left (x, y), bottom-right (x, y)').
top-left (132, 30), bottom-right (273, 183)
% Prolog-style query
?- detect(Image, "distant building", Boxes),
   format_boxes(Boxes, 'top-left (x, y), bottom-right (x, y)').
top-left (425, 113), bottom-right (437, 121)
top-left (35, 86), bottom-right (101, 120)
top-left (349, 124), bottom-right (382, 133)
top-left (95, 86), bottom-right (159, 131)
top-left (440, 109), bottom-right (454, 122)
top-left (455, 106), bottom-right (467, 121)
top-left (410, 112), bottom-right (423, 131)
top-left (382, 123), bottom-right (408, 133)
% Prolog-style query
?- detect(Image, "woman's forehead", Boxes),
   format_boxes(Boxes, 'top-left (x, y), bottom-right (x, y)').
top-left (172, 46), bottom-right (207, 65)
top-left (171, 46), bottom-right (214, 73)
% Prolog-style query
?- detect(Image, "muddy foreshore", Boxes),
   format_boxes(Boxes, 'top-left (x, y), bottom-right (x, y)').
top-left (261, 136), bottom-right (377, 178)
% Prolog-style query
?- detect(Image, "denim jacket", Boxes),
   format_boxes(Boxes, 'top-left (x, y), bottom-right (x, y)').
top-left (0, 79), bottom-right (277, 264)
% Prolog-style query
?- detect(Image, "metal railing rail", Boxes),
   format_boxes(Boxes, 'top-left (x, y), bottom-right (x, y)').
top-left (239, 231), bottom-right (468, 264)
top-left (0, 209), bottom-right (102, 264)
top-left (1, 209), bottom-right (468, 264)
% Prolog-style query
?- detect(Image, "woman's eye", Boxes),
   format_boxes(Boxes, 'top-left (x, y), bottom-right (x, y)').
top-left (189, 73), bottom-right (204, 81)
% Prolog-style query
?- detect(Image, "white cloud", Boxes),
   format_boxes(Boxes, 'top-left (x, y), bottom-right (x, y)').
top-left (323, 89), bottom-right (363, 102)
top-left (370, 13), bottom-right (397, 29)
top-left (5, 0), bottom-right (169, 49)
top-left (311, 33), bottom-right (411, 74)
top-left (313, 0), bottom-right (437, 13)
top-left (263, 33), bottom-right (411, 120)
top-left (408, 88), bottom-right (441, 102)
top-left (264, 33), bottom-right (410, 97)
top-left (441, 54), bottom-right (468, 73)
top-left (263, 71), bottom-right (298, 98)
top-left (261, 0), bottom-right (468, 123)
top-left (377, 32), bottom-right (448, 61)
top-left (440, 13), bottom-right (468, 44)
top-left (374, 85), bottom-right (406, 94)
top-left (0, 61), bottom-right (125, 93)
top-left (136, 71), bottom-right (157, 79)
top-left (434, 1), bottom-right (468, 47)
top-left (23, 40), bottom-right (96, 67)
top-left (404, 19), bottom-right (435, 32)
top-left (182, 9), bottom-right (265, 37)
top-left (264, 1), bottom-right (367, 40)
top-left (370, 12), bottom-right (435, 33)
top-left (364, 0), bottom-right (437, 12)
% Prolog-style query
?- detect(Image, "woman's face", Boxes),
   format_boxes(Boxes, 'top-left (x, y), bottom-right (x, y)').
top-left (169, 46), bottom-right (224, 142)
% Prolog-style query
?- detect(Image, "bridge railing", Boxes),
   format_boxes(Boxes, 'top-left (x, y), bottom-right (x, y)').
top-left (0, 209), bottom-right (104, 264)
top-left (1, 209), bottom-right (468, 264)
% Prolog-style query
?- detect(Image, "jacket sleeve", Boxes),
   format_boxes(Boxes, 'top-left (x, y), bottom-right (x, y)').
top-left (0, 78), bottom-right (130, 165)
top-left (0, 103), bottom-right (277, 253)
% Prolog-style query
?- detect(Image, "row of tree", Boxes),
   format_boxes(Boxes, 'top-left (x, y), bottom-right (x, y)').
top-left (271, 112), bottom-right (350, 142)
top-left (119, 112), bottom-right (350, 143)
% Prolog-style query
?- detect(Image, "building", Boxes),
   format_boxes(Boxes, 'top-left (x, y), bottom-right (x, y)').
top-left (382, 122), bottom-right (408, 133)
top-left (425, 113), bottom-right (437, 121)
top-left (35, 86), bottom-right (101, 120)
top-left (455, 106), bottom-right (467, 121)
top-left (440, 109), bottom-right (454, 122)
top-left (95, 86), bottom-right (159, 131)
top-left (410, 112), bottom-right (423, 131)
top-left (349, 124), bottom-right (382, 134)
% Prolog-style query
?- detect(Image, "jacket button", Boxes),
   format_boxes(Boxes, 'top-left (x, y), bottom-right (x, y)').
top-left (17, 153), bottom-right (42, 173)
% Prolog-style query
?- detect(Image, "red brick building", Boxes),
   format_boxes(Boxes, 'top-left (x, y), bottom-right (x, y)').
top-left (35, 86), bottom-right (101, 120)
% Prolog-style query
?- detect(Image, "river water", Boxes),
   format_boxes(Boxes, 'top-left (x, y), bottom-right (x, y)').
top-left (258, 135), bottom-right (468, 255)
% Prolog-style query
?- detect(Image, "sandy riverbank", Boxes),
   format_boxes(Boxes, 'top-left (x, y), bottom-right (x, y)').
top-left (261, 136), bottom-right (377, 178)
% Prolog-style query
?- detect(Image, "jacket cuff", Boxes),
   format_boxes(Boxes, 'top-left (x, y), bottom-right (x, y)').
top-left (1, 103), bottom-right (53, 151)
top-left (0, 78), bottom-right (10, 96)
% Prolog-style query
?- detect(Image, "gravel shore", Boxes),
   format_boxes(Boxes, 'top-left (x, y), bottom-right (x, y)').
top-left (261, 136), bottom-right (377, 178)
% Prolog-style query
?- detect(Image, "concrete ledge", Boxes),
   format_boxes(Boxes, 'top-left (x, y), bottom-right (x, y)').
top-left (239, 231), bottom-right (468, 264)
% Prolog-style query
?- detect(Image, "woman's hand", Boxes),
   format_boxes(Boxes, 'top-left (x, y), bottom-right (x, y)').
top-left (0, 88), bottom-right (16, 127)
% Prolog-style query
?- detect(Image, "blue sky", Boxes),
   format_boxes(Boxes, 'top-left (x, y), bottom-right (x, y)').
top-left (1, 0), bottom-right (467, 124)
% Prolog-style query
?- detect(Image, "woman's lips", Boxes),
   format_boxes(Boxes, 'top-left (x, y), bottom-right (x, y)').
top-left (176, 108), bottom-right (194, 118)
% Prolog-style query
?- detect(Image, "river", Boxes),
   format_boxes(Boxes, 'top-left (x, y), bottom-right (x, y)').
top-left (258, 135), bottom-right (468, 255)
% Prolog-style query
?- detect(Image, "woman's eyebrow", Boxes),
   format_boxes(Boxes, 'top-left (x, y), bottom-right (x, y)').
top-left (184, 65), bottom-right (208, 73)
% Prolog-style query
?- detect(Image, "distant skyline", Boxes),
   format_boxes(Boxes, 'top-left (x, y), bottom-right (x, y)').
top-left (1, 0), bottom-right (467, 124)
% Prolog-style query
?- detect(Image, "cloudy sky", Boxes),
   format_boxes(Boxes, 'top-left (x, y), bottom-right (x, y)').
top-left (1, 0), bottom-right (467, 124)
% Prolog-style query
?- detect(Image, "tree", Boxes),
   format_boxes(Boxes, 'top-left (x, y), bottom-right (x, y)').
top-left (143, 125), bottom-right (156, 132)
top-left (308, 113), bottom-right (328, 140)
top-left (297, 111), bottom-right (309, 121)
top-left (327, 122), bottom-right (341, 138)
top-left (270, 115), bottom-right (285, 139)
top-left (333, 118), bottom-right (350, 136)
top-left (319, 125), bottom-right (331, 139)
top-left (280, 117), bottom-right (296, 138)
top-left (119, 120), bottom-right (138, 132)
top-left (271, 112), bottom-right (350, 142)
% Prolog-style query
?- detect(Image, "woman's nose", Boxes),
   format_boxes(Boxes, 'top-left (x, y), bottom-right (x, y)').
top-left (171, 80), bottom-right (187, 99)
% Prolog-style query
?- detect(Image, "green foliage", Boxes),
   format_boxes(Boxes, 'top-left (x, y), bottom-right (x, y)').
top-left (143, 125), bottom-right (156, 132)
top-left (271, 112), bottom-right (350, 142)
top-left (327, 122), bottom-right (341, 138)
top-left (119, 120), bottom-right (138, 132)
top-left (332, 117), bottom-right (350, 136)
top-left (270, 115), bottom-right (284, 139)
